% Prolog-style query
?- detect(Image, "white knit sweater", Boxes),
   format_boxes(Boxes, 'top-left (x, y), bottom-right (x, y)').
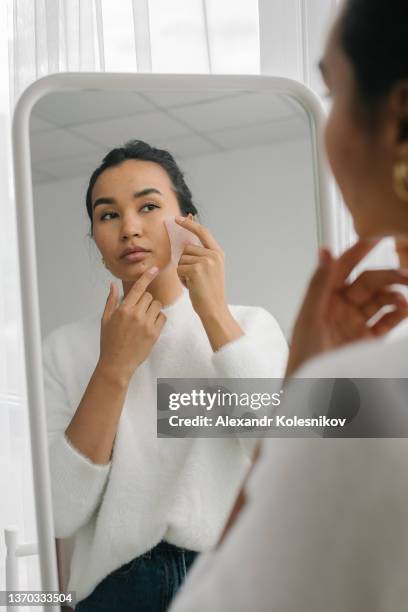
top-left (42, 288), bottom-right (288, 603)
top-left (169, 333), bottom-right (408, 612)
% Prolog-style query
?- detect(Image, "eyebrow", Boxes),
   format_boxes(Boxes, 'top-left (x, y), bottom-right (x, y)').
top-left (93, 188), bottom-right (163, 210)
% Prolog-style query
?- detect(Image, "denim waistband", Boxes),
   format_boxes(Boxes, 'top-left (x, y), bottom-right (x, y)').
top-left (151, 540), bottom-right (197, 555)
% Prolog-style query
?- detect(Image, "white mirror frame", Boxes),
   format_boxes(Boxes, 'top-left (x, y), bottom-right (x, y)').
top-left (12, 72), bottom-right (336, 605)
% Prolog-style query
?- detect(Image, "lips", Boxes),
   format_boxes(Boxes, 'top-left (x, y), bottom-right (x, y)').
top-left (122, 250), bottom-right (150, 263)
top-left (120, 246), bottom-right (150, 258)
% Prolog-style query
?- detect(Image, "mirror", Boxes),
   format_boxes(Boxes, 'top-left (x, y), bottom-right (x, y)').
top-left (13, 73), bottom-right (334, 609)
top-left (30, 85), bottom-right (332, 339)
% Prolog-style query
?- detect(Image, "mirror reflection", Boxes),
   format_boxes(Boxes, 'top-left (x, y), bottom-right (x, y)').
top-left (30, 87), bottom-right (319, 610)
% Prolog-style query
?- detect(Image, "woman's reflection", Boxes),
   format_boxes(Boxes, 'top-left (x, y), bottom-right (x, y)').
top-left (42, 139), bottom-right (288, 611)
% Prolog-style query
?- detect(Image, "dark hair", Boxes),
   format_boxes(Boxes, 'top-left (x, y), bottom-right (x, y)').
top-left (86, 139), bottom-right (198, 236)
top-left (340, 0), bottom-right (408, 110)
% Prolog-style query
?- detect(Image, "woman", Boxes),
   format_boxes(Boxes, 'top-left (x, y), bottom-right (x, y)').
top-left (388, 237), bottom-right (408, 340)
top-left (169, 0), bottom-right (408, 610)
top-left (42, 139), bottom-right (289, 610)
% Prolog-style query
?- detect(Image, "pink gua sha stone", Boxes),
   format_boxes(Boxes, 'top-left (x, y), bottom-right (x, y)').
top-left (164, 216), bottom-right (203, 266)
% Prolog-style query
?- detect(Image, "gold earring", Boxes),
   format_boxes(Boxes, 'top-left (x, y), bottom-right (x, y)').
top-left (393, 159), bottom-right (408, 202)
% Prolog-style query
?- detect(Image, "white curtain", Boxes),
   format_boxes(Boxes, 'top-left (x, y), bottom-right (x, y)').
top-left (258, 0), bottom-right (352, 257)
top-left (1, 0), bottom-right (397, 599)
top-left (258, 0), bottom-right (398, 268)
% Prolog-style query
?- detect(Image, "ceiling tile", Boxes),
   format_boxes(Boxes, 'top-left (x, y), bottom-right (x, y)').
top-left (31, 168), bottom-right (56, 183)
top-left (33, 153), bottom-right (103, 182)
top-left (30, 128), bottom-right (100, 163)
top-left (143, 90), bottom-right (239, 109)
top-left (153, 133), bottom-right (218, 159)
top-left (70, 112), bottom-right (190, 148)
top-left (208, 116), bottom-right (310, 150)
top-left (30, 114), bottom-right (56, 132)
top-left (32, 91), bottom-right (154, 127)
top-left (169, 92), bottom-right (296, 132)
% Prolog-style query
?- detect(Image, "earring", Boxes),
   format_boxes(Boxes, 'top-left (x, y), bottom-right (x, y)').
top-left (101, 257), bottom-right (107, 268)
top-left (393, 159), bottom-right (408, 202)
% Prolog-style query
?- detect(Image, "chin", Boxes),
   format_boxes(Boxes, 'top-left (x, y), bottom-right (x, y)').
top-left (119, 261), bottom-right (152, 279)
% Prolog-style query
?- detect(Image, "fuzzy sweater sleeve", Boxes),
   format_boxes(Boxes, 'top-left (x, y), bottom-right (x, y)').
top-left (42, 330), bottom-right (111, 538)
top-left (211, 306), bottom-right (288, 379)
top-left (211, 306), bottom-right (288, 457)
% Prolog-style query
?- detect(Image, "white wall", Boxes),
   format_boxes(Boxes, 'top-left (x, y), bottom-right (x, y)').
top-left (33, 138), bottom-right (318, 341)
top-left (182, 139), bottom-right (318, 337)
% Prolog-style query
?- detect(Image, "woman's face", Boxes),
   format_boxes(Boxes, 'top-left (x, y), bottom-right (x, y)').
top-left (321, 13), bottom-right (408, 238)
top-left (91, 159), bottom-right (181, 280)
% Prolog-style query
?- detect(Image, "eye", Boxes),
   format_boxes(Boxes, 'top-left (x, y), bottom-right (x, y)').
top-left (99, 202), bottom-right (160, 221)
top-left (100, 211), bottom-right (117, 221)
top-left (140, 203), bottom-right (160, 212)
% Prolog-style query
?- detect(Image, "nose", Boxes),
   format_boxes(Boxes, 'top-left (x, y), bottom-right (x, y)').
top-left (120, 213), bottom-right (143, 240)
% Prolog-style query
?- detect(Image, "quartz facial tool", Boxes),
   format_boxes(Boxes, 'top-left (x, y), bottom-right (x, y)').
top-left (164, 216), bottom-right (203, 266)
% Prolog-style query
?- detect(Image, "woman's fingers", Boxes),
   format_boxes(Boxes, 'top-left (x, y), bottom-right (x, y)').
top-left (179, 254), bottom-right (200, 265)
top-left (177, 263), bottom-right (192, 287)
top-left (179, 249), bottom-right (212, 263)
top-left (332, 298), bottom-right (370, 342)
top-left (177, 263), bottom-right (194, 281)
top-left (298, 247), bottom-right (335, 317)
top-left (358, 290), bottom-right (408, 321)
top-left (175, 215), bottom-right (221, 252)
top-left (332, 238), bottom-right (381, 287)
top-left (333, 290), bottom-right (407, 340)
top-left (155, 312), bottom-right (167, 332)
top-left (146, 299), bottom-right (163, 324)
top-left (344, 269), bottom-right (408, 305)
top-left (121, 266), bottom-right (159, 308)
top-left (136, 291), bottom-right (154, 313)
top-left (371, 304), bottom-right (408, 337)
top-left (102, 282), bottom-right (119, 323)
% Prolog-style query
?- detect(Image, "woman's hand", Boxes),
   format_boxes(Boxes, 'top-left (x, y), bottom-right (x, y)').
top-left (175, 215), bottom-right (244, 351)
top-left (98, 266), bottom-right (167, 384)
top-left (286, 239), bottom-right (408, 377)
top-left (175, 215), bottom-right (227, 317)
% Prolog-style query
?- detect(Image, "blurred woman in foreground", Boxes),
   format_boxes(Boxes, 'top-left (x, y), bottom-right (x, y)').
top-left (169, 0), bottom-right (408, 610)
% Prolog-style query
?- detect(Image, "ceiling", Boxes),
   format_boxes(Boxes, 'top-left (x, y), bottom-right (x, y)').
top-left (30, 89), bottom-right (309, 184)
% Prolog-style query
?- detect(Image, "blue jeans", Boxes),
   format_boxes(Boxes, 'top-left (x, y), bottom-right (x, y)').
top-left (75, 540), bottom-right (199, 611)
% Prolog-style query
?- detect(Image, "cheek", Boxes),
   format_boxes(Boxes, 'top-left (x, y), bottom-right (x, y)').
top-left (92, 227), bottom-right (110, 257)
top-left (152, 219), bottom-right (172, 259)
top-left (324, 103), bottom-right (350, 185)
top-left (324, 100), bottom-right (368, 199)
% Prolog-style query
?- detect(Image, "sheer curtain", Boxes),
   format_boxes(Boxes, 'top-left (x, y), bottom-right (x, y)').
top-left (258, 0), bottom-right (398, 267)
top-left (259, 0), bottom-right (354, 258)
top-left (1, 0), bottom-right (395, 598)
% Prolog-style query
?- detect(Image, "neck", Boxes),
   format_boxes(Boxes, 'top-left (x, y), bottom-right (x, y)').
top-left (121, 265), bottom-right (184, 306)
top-left (395, 234), bottom-right (408, 269)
